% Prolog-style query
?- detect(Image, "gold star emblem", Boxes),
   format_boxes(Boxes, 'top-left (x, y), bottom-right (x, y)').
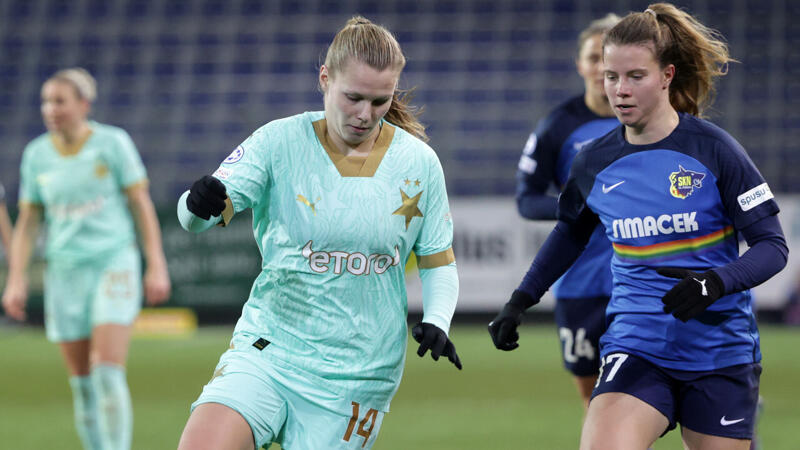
top-left (414, 179), bottom-right (421, 187)
top-left (404, 178), bottom-right (411, 186)
top-left (210, 364), bottom-right (227, 382)
top-left (392, 188), bottom-right (423, 230)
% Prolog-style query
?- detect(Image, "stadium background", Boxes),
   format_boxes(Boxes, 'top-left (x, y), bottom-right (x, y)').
top-left (0, 0), bottom-right (798, 449)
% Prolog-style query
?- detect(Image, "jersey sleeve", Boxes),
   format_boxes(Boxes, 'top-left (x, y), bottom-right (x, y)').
top-left (414, 152), bottom-right (454, 265)
top-left (515, 119), bottom-right (560, 219)
top-left (19, 143), bottom-right (42, 204)
top-left (714, 137), bottom-right (779, 230)
top-left (109, 129), bottom-right (147, 188)
top-left (211, 125), bottom-right (272, 213)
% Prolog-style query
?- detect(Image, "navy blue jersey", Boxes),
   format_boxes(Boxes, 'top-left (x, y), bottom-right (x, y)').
top-left (560, 113), bottom-right (779, 371)
top-left (517, 95), bottom-right (618, 299)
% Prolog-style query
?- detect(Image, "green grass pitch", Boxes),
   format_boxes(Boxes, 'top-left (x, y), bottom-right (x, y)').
top-left (1, 324), bottom-right (798, 449)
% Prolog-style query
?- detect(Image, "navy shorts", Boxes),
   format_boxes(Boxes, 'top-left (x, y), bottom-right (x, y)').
top-left (554, 296), bottom-right (610, 376)
top-left (592, 352), bottom-right (761, 439)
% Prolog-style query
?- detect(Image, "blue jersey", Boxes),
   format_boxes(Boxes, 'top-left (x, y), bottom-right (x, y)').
top-left (517, 95), bottom-right (618, 299)
top-left (559, 113), bottom-right (779, 370)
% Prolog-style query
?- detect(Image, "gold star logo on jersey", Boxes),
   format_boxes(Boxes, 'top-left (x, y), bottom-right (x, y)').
top-left (297, 194), bottom-right (321, 216)
top-left (210, 364), bottom-right (227, 383)
top-left (392, 188), bottom-right (423, 230)
top-left (95, 163), bottom-right (109, 178)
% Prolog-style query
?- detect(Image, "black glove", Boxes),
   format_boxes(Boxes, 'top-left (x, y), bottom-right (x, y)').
top-left (488, 290), bottom-right (536, 351)
top-left (187, 175), bottom-right (227, 220)
top-left (412, 322), bottom-right (462, 370)
top-left (657, 267), bottom-right (725, 322)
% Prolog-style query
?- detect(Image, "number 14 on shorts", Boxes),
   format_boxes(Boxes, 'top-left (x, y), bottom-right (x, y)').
top-left (342, 401), bottom-right (378, 447)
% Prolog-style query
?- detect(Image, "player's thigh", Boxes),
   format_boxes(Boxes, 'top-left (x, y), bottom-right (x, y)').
top-left (191, 350), bottom-right (287, 449)
top-left (91, 245), bottom-right (142, 329)
top-left (554, 296), bottom-right (608, 376)
top-left (179, 403), bottom-right (254, 450)
top-left (43, 263), bottom-right (93, 342)
top-left (681, 427), bottom-right (751, 450)
top-left (581, 392), bottom-right (668, 450)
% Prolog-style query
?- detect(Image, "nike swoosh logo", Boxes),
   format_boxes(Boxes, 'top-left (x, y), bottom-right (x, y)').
top-left (602, 181), bottom-right (625, 194)
top-left (720, 416), bottom-right (745, 426)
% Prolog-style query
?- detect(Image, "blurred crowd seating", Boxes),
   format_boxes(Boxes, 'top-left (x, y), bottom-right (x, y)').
top-left (1, 0), bottom-right (798, 205)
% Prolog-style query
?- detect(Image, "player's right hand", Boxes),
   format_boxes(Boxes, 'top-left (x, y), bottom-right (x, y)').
top-left (2, 278), bottom-right (29, 321)
top-left (186, 175), bottom-right (227, 220)
top-left (488, 290), bottom-right (535, 351)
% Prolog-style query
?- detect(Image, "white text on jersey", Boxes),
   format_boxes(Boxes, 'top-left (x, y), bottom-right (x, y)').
top-left (612, 212), bottom-right (699, 239)
top-left (302, 240), bottom-right (400, 275)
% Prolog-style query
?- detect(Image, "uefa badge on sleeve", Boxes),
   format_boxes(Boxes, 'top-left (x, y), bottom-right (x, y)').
top-left (223, 145), bottom-right (244, 164)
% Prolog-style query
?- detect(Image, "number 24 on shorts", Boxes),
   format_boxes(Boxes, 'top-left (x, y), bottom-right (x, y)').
top-left (342, 401), bottom-right (378, 447)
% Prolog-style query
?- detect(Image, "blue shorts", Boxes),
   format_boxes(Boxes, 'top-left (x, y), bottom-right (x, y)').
top-left (192, 333), bottom-right (386, 449)
top-left (554, 296), bottom-right (609, 376)
top-left (44, 245), bottom-right (142, 342)
top-left (592, 352), bottom-right (761, 439)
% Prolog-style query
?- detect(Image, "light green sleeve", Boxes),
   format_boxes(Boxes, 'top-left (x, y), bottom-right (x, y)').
top-left (420, 262), bottom-right (459, 335)
top-left (177, 190), bottom-right (221, 233)
top-left (212, 125), bottom-right (272, 214)
top-left (413, 151), bottom-right (454, 256)
top-left (108, 128), bottom-right (147, 188)
top-left (19, 142), bottom-right (41, 204)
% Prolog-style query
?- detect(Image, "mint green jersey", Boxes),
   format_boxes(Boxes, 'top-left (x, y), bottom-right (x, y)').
top-left (213, 111), bottom-right (454, 411)
top-left (19, 121), bottom-right (147, 263)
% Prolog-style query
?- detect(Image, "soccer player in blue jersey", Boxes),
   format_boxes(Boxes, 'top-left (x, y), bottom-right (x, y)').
top-left (1, 68), bottom-right (171, 450)
top-left (177, 17), bottom-right (461, 450)
top-left (490, 4), bottom-right (787, 449)
top-left (516, 13), bottom-right (620, 409)
top-left (0, 182), bottom-right (11, 255)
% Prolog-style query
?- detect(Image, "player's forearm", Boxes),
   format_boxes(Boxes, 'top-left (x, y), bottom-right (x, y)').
top-left (419, 262), bottom-right (458, 335)
top-left (177, 190), bottom-right (221, 233)
top-left (516, 194), bottom-right (558, 220)
top-left (129, 189), bottom-right (168, 270)
top-left (713, 214), bottom-right (788, 294)
top-left (0, 204), bottom-right (12, 253)
top-left (6, 206), bottom-right (39, 281)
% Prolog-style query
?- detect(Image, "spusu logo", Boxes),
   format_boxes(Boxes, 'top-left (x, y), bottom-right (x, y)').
top-left (302, 241), bottom-right (400, 275)
top-left (669, 165), bottom-right (705, 199)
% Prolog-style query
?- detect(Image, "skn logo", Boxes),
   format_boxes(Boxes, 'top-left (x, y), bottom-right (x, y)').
top-left (612, 212), bottom-right (699, 239)
top-left (302, 240), bottom-right (400, 275)
top-left (669, 165), bottom-right (706, 199)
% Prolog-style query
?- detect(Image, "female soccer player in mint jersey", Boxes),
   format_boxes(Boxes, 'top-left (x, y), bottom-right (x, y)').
top-left (490, 4), bottom-right (787, 449)
top-left (177, 17), bottom-right (460, 450)
top-left (2, 68), bottom-right (171, 450)
top-left (515, 13), bottom-right (620, 410)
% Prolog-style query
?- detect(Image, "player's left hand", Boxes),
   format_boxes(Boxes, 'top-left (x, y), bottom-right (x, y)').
top-left (412, 322), bottom-right (462, 370)
top-left (657, 267), bottom-right (724, 322)
top-left (144, 265), bottom-right (171, 306)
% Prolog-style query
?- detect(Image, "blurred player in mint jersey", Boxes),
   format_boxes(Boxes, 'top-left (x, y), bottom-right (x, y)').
top-left (177, 16), bottom-right (461, 450)
top-left (0, 182), bottom-right (11, 256)
top-left (1, 68), bottom-right (171, 450)
top-left (491, 3), bottom-right (787, 449)
top-left (515, 13), bottom-right (620, 410)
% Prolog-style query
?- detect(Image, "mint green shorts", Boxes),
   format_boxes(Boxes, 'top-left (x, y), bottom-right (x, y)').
top-left (44, 245), bottom-right (142, 342)
top-left (192, 333), bottom-right (386, 449)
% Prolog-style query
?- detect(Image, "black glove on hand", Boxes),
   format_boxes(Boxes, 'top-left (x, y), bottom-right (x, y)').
top-left (187, 175), bottom-right (227, 220)
top-left (412, 322), bottom-right (462, 370)
top-left (488, 290), bottom-right (536, 351)
top-left (657, 267), bottom-right (725, 322)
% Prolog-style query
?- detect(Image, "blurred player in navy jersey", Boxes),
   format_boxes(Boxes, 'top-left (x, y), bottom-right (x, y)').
top-left (515, 13), bottom-right (620, 410)
top-left (491, 3), bottom-right (787, 449)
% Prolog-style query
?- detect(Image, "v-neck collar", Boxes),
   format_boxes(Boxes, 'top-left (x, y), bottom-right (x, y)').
top-left (312, 118), bottom-right (395, 177)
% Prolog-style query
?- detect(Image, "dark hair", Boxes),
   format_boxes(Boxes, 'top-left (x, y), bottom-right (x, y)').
top-left (324, 16), bottom-right (427, 141)
top-left (604, 3), bottom-right (733, 117)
